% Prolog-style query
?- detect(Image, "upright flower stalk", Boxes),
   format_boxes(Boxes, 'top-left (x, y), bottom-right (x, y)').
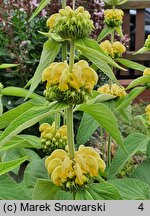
top-left (67, 40), bottom-right (76, 160)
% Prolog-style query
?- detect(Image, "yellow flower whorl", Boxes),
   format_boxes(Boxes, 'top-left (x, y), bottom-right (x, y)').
top-left (97, 83), bottom-right (126, 98)
top-left (100, 40), bottom-right (126, 58)
top-left (42, 60), bottom-right (98, 105)
top-left (104, 9), bottom-right (124, 28)
top-left (40, 122), bottom-right (67, 154)
top-left (45, 145), bottom-right (106, 189)
top-left (46, 6), bottom-right (94, 39)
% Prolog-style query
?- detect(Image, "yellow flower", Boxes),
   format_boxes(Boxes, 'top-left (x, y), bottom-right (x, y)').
top-left (74, 163), bottom-right (86, 185)
top-left (58, 125), bottom-right (67, 137)
top-left (112, 41), bottom-right (126, 57)
top-left (46, 13), bottom-right (59, 29)
top-left (143, 68), bottom-right (150, 76)
top-left (104, 9), bottom-right (124, 27)
top-left (60, 157), bottom-right (73, 179)
top-left (45, 145), bottom-right (106, 189)
top-left (51, 165), bottom-right (62, 186)
top-left (98, 84), bottom-right (126, 97)
top-left (82, 67), bottom-right (98, 89)
top-left (47, 158), bottom-right (62, 174)
top-left (100, 40), bottom-right (112, 56)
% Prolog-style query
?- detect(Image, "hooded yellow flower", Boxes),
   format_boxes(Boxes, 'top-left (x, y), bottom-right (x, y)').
top-left (45, 145), bottom-right (106, 189)
top-left (100, 40), bottom-right (126, 58)
top-left (143, 68), bottom-right (150, 76)
top-left (42, 60), bottom-right (98, 105)
top-left (98, 83), bottom-right (126, 97)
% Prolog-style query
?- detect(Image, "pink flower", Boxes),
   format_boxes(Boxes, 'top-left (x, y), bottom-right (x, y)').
top-left (41, 9), bottom-right (47, 17)
top-left (30, 0), bottom-right (39, 7)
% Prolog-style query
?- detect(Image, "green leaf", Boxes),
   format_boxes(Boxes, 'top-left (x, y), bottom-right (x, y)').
top-left (39, 31), bottom-right (66, 42)
top-left (108, 133), bottom-right (150, 179)
top-left (147, 141), bottom-right (150, 159)
top-left (76, 103), bottom-right (124, 150)
top-left (0, 156), bottom-right (28, 176)
top-left (75, 189), bottom-right (94, 200)
top-left (134, 47), bottom-right (150, 55)
top-left (0, 175), bottom-right (30, 200)
top-left (116, 58), bottom-right (146, 71)
top-left (54, 190), bottom-right (74, 200)
top-left (86, 183), bottom-right (122, 200)
top-left (0, 135), bottom-right (41, 151)
top-left (0, 102), bottom-right (68, 147)
top-left (1, 86), bottom-right (43, 100)
top-left (27, 39), bottom-right (61, 98)
top-left (130, 160), bottom-right (150, 186)
top-left (76, 113), bottom-right (99, 147)
top-left (115, 26), bottom-right (123, 38)
top-left (75, 38), bottom-right (124, 83)
top-left (32, 179), bottom-right (59, 200)
top-left (97, 27), bottom-right (113, 42)
top-left (94, 93), bottom-right (117, 103)
top-left (0, 95), bottom-right (3, 116)
top-left (0, 63), bottom-right (19, 69)
top-left (115, 87), bottom-right (146, 111)
top-left (126, 75), bottom-right (150, 90)
top-left (109, 178), bottom-right (150, 200)
top-left (0, 99), bottom-right (43, 130)
top-left (24, 158), bottom-right (48, 191)
top-left (29, 0), bottom-right (51, 21)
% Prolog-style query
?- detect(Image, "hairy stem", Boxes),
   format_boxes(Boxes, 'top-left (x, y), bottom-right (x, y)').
top-left (107, 135), bottom-right (111, 168)
top-left (62, 0), bottom-right (66, 8)
top-left (69, 40), bottom-right (75, 71)
top-left (66, 106), bottom-right (75, 160)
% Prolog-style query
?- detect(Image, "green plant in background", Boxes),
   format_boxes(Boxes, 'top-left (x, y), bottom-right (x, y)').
top-left (0, 0), bottom-right (150, 200)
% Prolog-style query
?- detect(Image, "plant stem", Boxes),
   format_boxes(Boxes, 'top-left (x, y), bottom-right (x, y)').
top-left (72, 0), bottom-right (75, 10)
top-left (55, 112), bottom-right (60, 131)
top-left (69, 40), bottom-right (75, 71)
top-left (100, 127), bottom-right (105, 160)
top-left (62, 0), bottom-right (66, 9)
top-left (66, 106), bottom-right (75, 160)
top-left (107, 135), bottom-right (111, 168)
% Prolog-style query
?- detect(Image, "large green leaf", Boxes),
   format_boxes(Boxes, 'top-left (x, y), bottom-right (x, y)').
top-left (97, 27), bottom-right (113, 42)
top-left (24, 158), bottom-right (48, 191)
top-left (0, 135), bottom-right (41, 151)
top-left (108, 133), bottom-right (150, 179)
top-left (109, 178), bottom-right (150, 200)
top-left (86, 183), bottom-right (122, 200)
top-left (76, 113), bottom-right (99, 147)
top-left (0, 102), bottom-right (68, 147)
top-left (75, 189), bottom-right (94, 200)
top-left (29, 0), bottom-right (51, 21)
top-left (0, 99), bottom-right (43, 130)
top-left (75, 38), bottom-right (124, 84)
top-left (115, 87), bottom-right (146, 111)
top-left (1, 87), bottom-right (43, 100)
top-left (126, 75), bottom-right (150, 90)
top-left (27, 39), bottom-right (61, 98)
top-left (116, 58), bottom-right (146, 71)
top-left (33, 179), bottom-right (74, 200)
top-left (0, 64), bottom-right (19, 69)
top-left (0, 156), bottom-right (28, 176)
top-left (0, 95), bottom-right (2, 116)
top-left (76, 103), bottom-right (124, 150)
top-left (0, 175), bottom-right (30, 200)
top-left (130, 160), bottom-right (150, 186)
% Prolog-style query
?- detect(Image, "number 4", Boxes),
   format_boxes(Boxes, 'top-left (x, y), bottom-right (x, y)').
top-left (138, 203), bottom-right (144, 211)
